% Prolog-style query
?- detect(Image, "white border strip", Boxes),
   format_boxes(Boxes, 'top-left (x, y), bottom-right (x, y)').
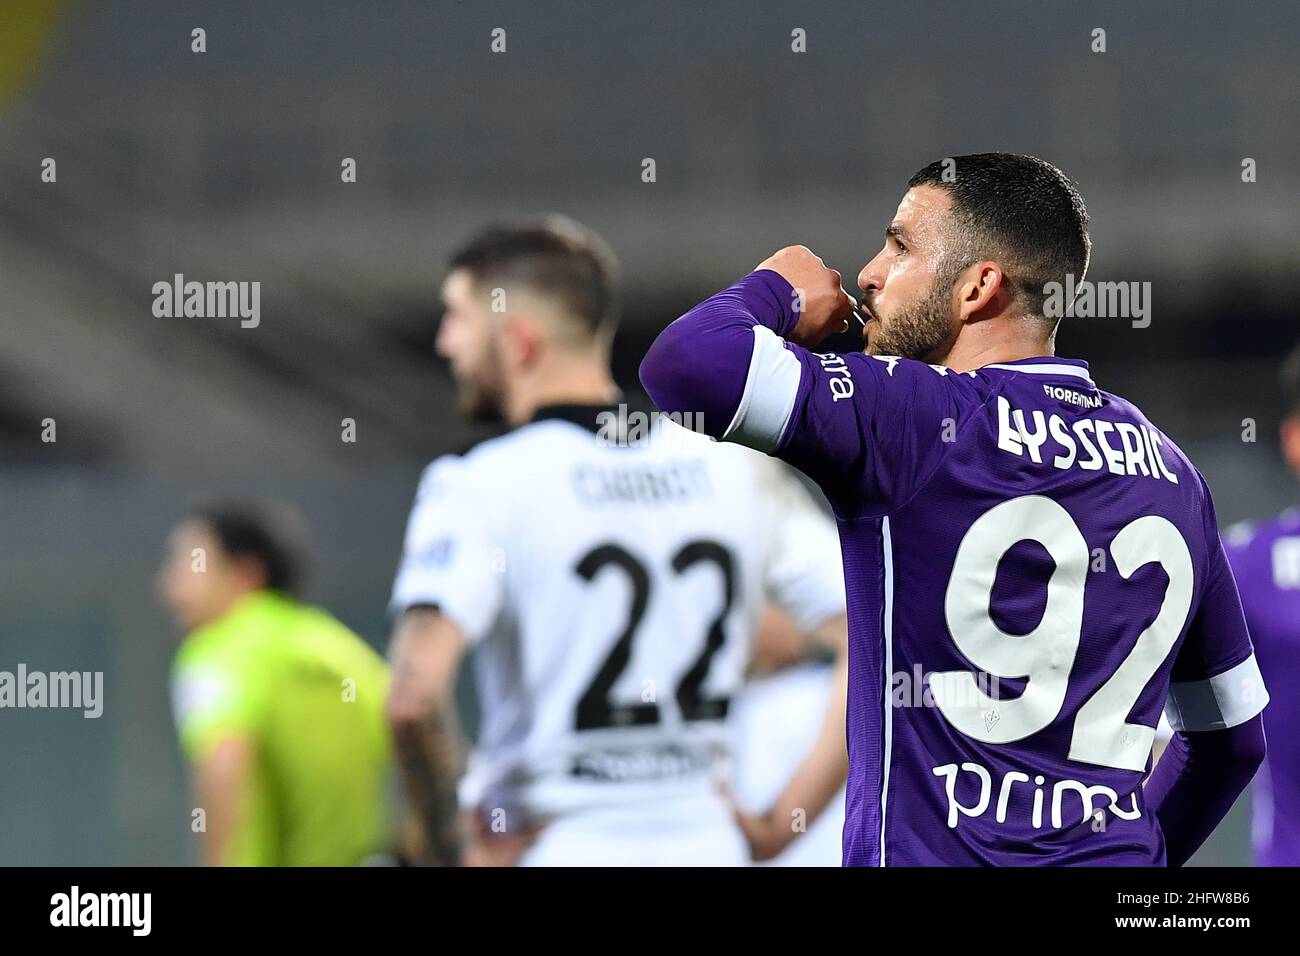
top-left (723, 326), bottom-right (801, 452)
top-left (1164, 653), bottom-right (1269, 732)
top-left (879, 516), bottom-right (895, 866)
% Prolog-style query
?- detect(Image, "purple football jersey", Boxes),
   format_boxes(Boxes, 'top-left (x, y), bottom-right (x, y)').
top-left (1225, 509), bottom-right (1300, 866)
top-left (641, 271), bottom-right (1270, 866)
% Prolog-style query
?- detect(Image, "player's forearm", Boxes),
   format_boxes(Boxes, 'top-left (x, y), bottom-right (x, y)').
top-left (639, 270), bottom-right (796, 439)
top-left (199, 786), bottom-right (241, 867)
top-left (386, 608), bottom-right (469, 865)
top-left (766, 652), bottom-right (849, 846)
top-left (195, 737), bottom-right (253, 866)
top-left (1144, 715), bottom-right (1266, 867)
top-left (392, 705), bottom-right (465, 866)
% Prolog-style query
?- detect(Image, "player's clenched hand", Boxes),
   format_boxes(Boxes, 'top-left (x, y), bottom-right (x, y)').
top-left (732, 810), bottom-right (795, 863)
top-left (718, 781), bottom-right (795, 862)
top-left (460, 810), bottom-right (544, 867)
top-left (756, 245), bottom-right (857, 348)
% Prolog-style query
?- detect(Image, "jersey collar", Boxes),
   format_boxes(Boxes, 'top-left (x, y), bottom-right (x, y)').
top-left (530, 403), bottom-right (629, 435)
top-left (186, 589), bottom-right (292, 646)
top-left (980, 356), bottom-right (1094, 384)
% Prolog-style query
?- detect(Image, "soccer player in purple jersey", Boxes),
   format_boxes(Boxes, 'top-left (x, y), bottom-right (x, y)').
top-left (640, 153), bottom-right (1268, 866)
top-left (1224, 343), bottom-right (1300, 867)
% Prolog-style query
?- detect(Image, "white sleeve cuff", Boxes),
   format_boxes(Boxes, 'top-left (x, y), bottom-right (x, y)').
top-left (1154, 712), bottom-right (1173, 744)
top-left (722, 325), bottom-right (801, 453)
top-left (1164, 653), bottom-right (1269, 732)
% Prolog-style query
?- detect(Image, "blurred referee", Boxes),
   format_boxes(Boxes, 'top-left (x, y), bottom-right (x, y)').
top-left (158, 500), bottom-right (392, 866)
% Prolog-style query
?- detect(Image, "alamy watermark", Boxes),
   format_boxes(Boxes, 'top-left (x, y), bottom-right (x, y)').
top-left (0, 664), bottom-right (103, 718)
top-left (1043, 274), bottom-right (1151, 329)
top-left (891, 663), bottom-right (1001, 712)
top-left (50, 886), bottom-right (150, 936)
top-left (152, 273), bottom-right (260, 328)
top-left (595, 403), bottom-right (709, 449)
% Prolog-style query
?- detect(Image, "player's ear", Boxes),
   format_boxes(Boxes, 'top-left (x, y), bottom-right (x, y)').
top-left (956, 261), bottom-right (1006, 324)
top-left (501, 311), bottom-right (546, 370)
top-left (231, 554), bottom-right (271, 593)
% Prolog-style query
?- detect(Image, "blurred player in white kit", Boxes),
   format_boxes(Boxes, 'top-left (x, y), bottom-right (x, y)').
top-left (385, 217), bottom-right (848, 866)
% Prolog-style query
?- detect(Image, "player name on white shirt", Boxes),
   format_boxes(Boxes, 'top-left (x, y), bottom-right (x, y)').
top-left (573, 459), bottom-right (713, 506)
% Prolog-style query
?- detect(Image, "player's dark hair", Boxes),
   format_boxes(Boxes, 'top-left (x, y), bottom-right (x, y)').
top-left (448, 215), bottom-right (620, 340)
top-left (908, 153), bottom-right (1091, 321)
top-left (1282, 340), bottom-right (1300, 417)
top-left (185, 499), bottom-right (309, 597)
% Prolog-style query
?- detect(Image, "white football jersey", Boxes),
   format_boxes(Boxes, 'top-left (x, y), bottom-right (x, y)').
top-left (391, 404), bottom-right (845, 821)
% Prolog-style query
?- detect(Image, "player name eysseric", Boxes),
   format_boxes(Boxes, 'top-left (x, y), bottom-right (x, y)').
top-left (996, 392), bottom-right (1179, 483)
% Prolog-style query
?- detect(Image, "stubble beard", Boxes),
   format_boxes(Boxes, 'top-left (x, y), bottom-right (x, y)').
top-left (457, 339), bottom-right (509, 423)
top-left (865, 266), bottom-right (961, 363)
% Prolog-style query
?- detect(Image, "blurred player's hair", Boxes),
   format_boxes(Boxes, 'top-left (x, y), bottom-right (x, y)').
top-left (1282, 340), bottom-right (1300, 417)
top-left (908, 152), bottom-right (1091, 322)
top-left (185, 499), bottom-right (309, 597)
top-left (448, 215), bottom-right (620, 345)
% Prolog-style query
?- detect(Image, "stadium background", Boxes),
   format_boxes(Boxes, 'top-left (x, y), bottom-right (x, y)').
top-left (0, 0), bottom-right (1295, 864)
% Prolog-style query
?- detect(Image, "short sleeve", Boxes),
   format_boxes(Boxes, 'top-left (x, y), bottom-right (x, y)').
top-left (1164, 485), bottom-right (1270, 732)
top-left (758, 462), bottom-right (846, 631)
top-left (390, 455), bottom-right (506, 644)
top-left (724, 337), bottom-right (961, 517)
top-left (171, 657), bottom-right (261, 760)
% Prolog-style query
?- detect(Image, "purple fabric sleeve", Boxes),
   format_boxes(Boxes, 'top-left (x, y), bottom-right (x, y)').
top-left (1172, 483), bottom-right (1258, 684)
top-left (641, 267), bottom-right (963, 516)
top-left (1145, 715), bottom-right (1266, 866)
top-left (638, 270), bottom-right (796, 439)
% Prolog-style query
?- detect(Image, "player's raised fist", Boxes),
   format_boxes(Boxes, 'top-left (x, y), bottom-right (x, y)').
top-left (756, 245), bottom-right (856, 347)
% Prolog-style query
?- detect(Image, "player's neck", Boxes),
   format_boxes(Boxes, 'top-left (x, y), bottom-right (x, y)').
top-left (188, 586), bottom-right (263, 634)
top-left (504, 355), bottom-right (619, 426)
top-left (941, 326), bottom-right (1056, 374)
